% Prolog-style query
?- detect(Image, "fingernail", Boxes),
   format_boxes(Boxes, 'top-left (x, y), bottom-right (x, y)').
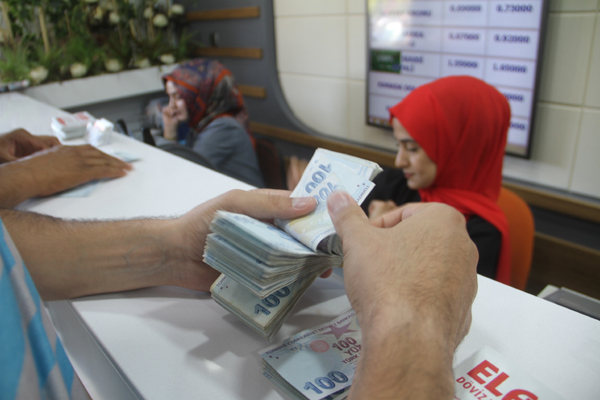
top-left (327, 191), bottom-right (349, 215)
top-left (292, 197), bottom-right (313, 209)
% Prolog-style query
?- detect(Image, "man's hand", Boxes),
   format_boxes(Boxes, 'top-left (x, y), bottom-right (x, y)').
top-left (327, 191), bottom-right (478, 400)
top-left (1, 189), bottom-right (318, 300)
top-left (367, 199), bottom-right (398, 220)
top-left (0, 128), bottom-right (60, 164)
top-left (168, 190), bottom-right (319, 292)
top-left (21, 145), bottom-right (132, 196)
top-left (0, 145), bottom-right (132, 207)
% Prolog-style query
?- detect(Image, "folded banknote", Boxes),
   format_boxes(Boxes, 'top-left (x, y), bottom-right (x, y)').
top-left (260, 309), bottom-right (361, 399)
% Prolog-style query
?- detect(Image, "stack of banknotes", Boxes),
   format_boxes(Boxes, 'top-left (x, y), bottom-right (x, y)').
top-left (206, 149), bottom-right (382, 340)
top-left (260, 309), bottom-right (361, 400)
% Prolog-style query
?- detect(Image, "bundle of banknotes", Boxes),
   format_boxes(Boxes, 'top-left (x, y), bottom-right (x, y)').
top-left (260, 309), bottom-right (361, 400)
top-left (206, 149), bottom-right (382, 340)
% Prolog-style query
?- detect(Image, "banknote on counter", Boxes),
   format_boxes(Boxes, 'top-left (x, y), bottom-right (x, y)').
top-left (206, 149), bottom-right (382, 339)
top-left (259, 309), bottom-right (361, 400)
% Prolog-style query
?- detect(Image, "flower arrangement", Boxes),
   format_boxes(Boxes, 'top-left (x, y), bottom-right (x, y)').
top-left (0, 0), bottom-right (195, 86)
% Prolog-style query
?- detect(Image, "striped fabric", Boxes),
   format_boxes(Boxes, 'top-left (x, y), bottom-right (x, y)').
top-left (0, 219), bottom-right (89, 400)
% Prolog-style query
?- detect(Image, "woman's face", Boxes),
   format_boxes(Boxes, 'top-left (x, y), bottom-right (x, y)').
top-left (165, 80), bottom-right (189, 123)
top-left (392, 117), bottom-right (437, 190)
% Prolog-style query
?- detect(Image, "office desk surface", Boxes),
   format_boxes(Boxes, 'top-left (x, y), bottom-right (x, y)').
top-left (2, 92), bottom-right (600, 399)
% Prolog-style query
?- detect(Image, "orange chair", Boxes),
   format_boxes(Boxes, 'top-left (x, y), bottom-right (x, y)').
top-left (497, 187), bottom-right (535, 290)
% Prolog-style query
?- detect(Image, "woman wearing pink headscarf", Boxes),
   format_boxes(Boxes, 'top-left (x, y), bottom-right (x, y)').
top-left (160, 59), bottom-right (264, 187)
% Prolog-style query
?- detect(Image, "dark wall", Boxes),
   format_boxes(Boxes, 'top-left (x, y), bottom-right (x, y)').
top-left (180, 0), bottom-right (320, 136)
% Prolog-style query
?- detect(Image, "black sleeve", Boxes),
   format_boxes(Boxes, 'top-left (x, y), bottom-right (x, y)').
top-left (362, 169), bottom-right (420, 214)
top-left (466, 216), bottom-right (501, 279)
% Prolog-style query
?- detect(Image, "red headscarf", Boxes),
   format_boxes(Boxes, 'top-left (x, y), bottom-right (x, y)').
top-left (389, 76), bottom-right (511, 285)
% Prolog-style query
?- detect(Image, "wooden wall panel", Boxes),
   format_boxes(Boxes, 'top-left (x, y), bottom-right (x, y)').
top-left (250, 121), bottom-right (396, 167)
top-left (527, 233), bottom-right (600, 299)
top-left (238, 84), bottom-right (266, 99)
top-left (503, 182), bottom-right (600, 225)
top-left (194, 47), bottom-right (263, 59)
top-left (186, 7), bottom-right (260, 21)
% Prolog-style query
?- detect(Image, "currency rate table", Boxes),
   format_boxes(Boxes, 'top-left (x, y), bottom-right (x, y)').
top-left (368, 0), bottom-right (546, 155)
top-left (2, 92), bottom-right (599, 399)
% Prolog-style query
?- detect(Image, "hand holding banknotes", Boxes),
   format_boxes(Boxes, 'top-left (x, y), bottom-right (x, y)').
top-left (327, 191), bottom-right (478, 400)
top-left (205, 149), bottom-right (382, 339)
top-left (0, 188), bottom-right (323, 300)
top-left (173, 189), bottom-right (331, 292)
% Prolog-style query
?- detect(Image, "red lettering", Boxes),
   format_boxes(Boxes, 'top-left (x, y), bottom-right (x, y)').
top-left (485, 372), bottom-right (509, 396)
top-left (467, 360), bottom-right (499, 385)
top-left (502, 389), bottom-right (538, 400)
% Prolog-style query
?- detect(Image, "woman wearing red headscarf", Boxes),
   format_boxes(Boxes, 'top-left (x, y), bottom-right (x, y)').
top-left (160, 59), bottom-right (264, 187)
top-left (362, 76), bottom-right (511, 284)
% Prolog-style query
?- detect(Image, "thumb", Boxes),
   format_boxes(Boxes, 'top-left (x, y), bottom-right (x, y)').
top-left (327, 190), bottom-right (369, 240)
top-left (0, 150), bottom-right (17, 163)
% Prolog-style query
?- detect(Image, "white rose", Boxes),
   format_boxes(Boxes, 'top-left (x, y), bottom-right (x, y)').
top-left (29, 66), bottom-right (49, 84)
top-left (143, 7), bottom-right (153, 19)
top-left (152, 14), bottom-right (168, 28)
top-left (105, 58), bottom-right (123, 72)
top-left (92, 7), bottom-right (105, 22)
top-left (70, 63), bottom-right (88, 78)
top-left (134, 58), bottom-right (152, 69)
top-left (159, 54), bottom-right (176, 65)
top-left (169, 4), bottom-right (185, 17)
top-left (109, 12), bottom-right (120, 25)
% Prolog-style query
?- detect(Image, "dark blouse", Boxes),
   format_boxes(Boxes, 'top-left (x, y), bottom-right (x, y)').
top-left (363, 169), bottom-right (501, 279)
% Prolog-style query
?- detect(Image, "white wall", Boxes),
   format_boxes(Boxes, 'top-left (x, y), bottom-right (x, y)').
top-left (274, 0), bottom-right (600, 200)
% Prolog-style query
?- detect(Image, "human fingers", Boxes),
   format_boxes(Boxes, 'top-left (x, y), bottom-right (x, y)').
top-left (162, 105), bottom-right (176, 117)
top-left (218, 189), bottom-right (317, 221)
top-left (367, 200), bottom-right (395, 220)
top-left (83, 164), bottom-right (130, 181)
top-left (36, 135), bottom-right (61, 148)
top-left (12, 129), bottom-right (58, 156)
top-left (319, 269), bottom-right (333, 279)
top-left (0, 149), bottom-right (17, 163)
top-left (250, 188), bottom-right (292, 197)
top-left (367, 200), bottom-right (381, 218)
top-left (369, 202), bottom-right (430, 228)
top-left (327, 190), bottom-right (370, 242)
top-left (76, 145), bottom-right (133, 171)
top-left (0, 129), bottom-right (27, 161)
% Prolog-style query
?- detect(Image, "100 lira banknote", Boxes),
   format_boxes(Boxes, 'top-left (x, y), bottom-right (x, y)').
top-left (276, 149), bottom-right (382, 254)
top-left (260, 309), bottom-right (362, 400)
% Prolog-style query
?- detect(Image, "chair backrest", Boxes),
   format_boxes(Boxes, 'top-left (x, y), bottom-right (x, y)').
top-left (497, 187), bottom-right (535, 290)
top-left (255, 138), bottom-right (286, 189)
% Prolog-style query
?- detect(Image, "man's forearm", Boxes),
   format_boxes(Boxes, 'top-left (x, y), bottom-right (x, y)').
top-left (0, 163), bottom-right (38, 207)
top-left (349, 309), bottom-right (456, 400)
top-left (0, 209), bottom-right (186, 300)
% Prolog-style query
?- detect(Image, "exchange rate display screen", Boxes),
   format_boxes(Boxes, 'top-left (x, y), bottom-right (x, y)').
top-left (367, 1), bottom-right (548, 158)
